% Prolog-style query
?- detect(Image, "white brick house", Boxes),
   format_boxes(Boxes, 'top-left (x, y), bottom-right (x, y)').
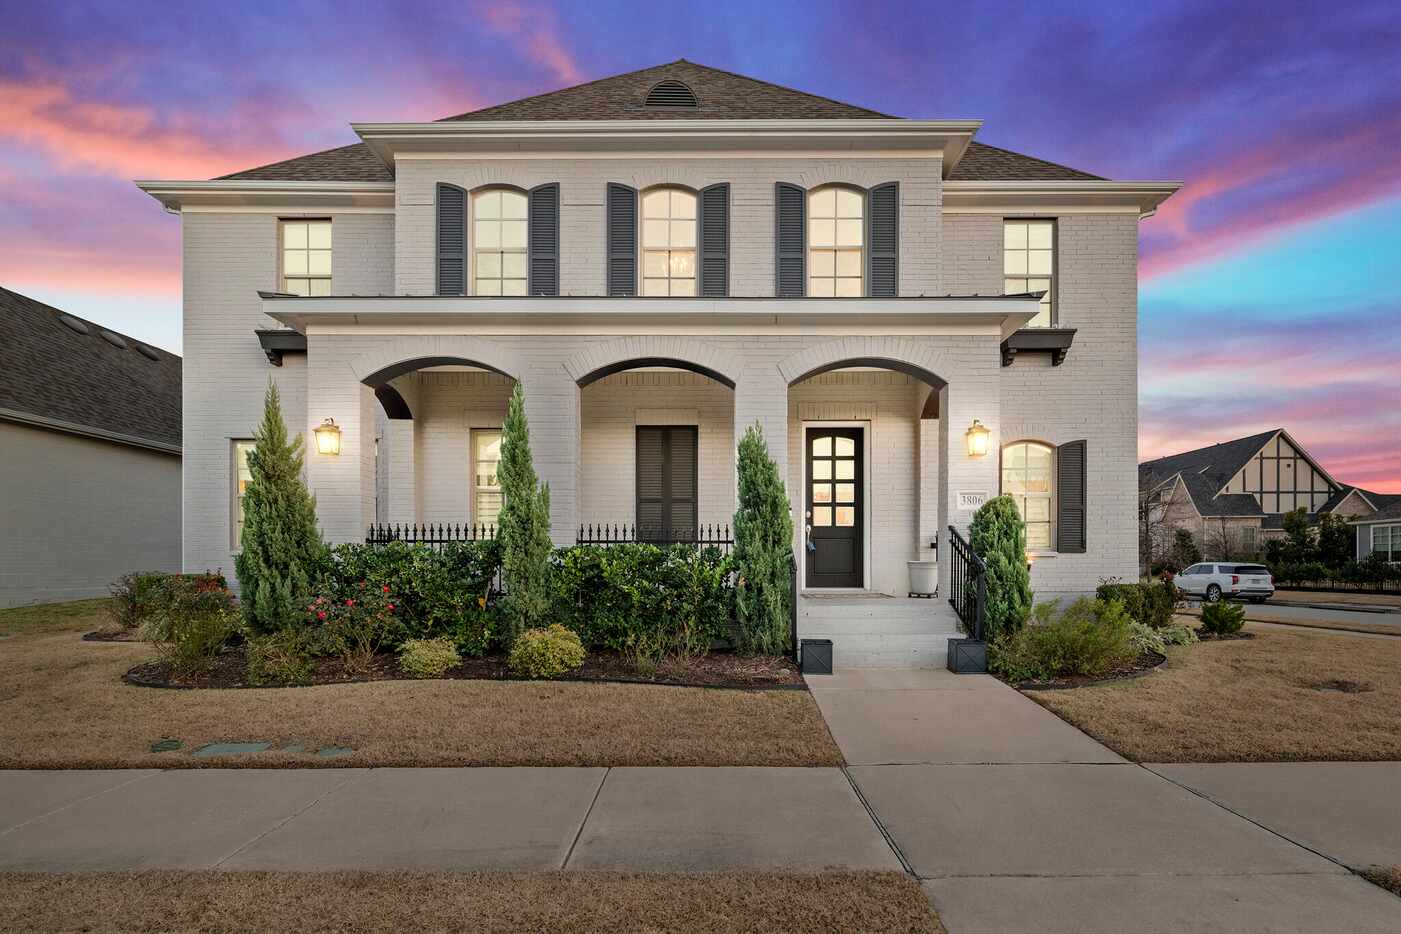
top-left (138, 61), bottom-right (1178, 667)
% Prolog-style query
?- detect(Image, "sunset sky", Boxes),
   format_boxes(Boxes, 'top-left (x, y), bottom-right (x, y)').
top-left (2, 1), bottom-right (1398, 490)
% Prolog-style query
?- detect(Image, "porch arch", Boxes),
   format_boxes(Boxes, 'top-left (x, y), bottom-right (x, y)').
top-left (563, 336), bottom-right (738, 388)
top-left (349, 336), bottom-right (524, 388)
top-left (777, 337), bottom-right (949, 389)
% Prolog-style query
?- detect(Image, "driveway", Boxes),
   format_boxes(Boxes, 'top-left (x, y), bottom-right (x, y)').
top-left (807, 669), bottom-right (1401, 933)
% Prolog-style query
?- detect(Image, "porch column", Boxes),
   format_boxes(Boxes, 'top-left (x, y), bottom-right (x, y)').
top-left (306, 337), bottom-right (376, 544)
top-left (942, 368), bottom-right (1000, 595)
top-left (520, 363), bottom-right (580, 546)
top-left (733, 368), bottom-right (790, 489)
top-left (385, 419), bottom-right (417, 525)
top-left (915, 384), bottom-right (941, 563)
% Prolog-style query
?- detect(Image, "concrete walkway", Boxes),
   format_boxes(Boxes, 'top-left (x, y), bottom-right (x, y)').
top-left (807, 669), bottom-right (1401, 933)
top-left (0, 766), bottom-right (899, 872)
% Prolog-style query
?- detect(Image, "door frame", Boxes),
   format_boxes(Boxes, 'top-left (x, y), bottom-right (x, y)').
top-left (799, 420), bottom-right (872, 592)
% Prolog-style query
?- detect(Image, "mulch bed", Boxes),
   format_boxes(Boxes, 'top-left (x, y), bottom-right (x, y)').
top-left (1009, 650), bottom-right (1167, 691)
top-left (83, 629), bottom-right (146, 643)
top-left (125, 646), bottom-right (805, 691)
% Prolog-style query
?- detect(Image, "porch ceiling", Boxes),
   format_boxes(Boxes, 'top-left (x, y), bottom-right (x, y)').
top-left (260, 294), bottom-right (1040, 338)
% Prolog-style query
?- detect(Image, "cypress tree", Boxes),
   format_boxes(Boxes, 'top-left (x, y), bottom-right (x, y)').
top-left (733, 423), bottom-right (794, 655)
top-left (235, 381), bottom-right (325, 633)
top-left (968, 495), bottom-right (1033, 639)
top-left (498, 382), bottom-right (553, 643)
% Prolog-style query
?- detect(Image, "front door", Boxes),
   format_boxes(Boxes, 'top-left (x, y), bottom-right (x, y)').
top-left (805, 427), bottom-right (863, 588)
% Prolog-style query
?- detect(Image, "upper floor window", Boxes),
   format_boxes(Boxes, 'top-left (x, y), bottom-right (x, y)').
top-left (281, 220), bottom-right (331, 296)
top-left (809, 186), bottom-right (864, 297)
top-left (473, 189), bottom-right (528, 296)
top-left (642, 187), bottom-right (697, 296)
top-left (1002, 441), bottom-right (1054, 549)
top-left (1004, 219), bottom-right (1054, 327)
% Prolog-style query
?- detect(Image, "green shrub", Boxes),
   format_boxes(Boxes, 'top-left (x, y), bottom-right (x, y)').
top-left (969, 496), bottom-right (1033, 640)
top-left (508, 624), bottom-right (586, 679)
top-left (398, 637), bottom-right (461, 678)
top-left (733, 423), bottom-right (794, 655)
top-left (305, 582), bottom-right (403, 673)
top-left (1096, 578), bottom-right (1179, 629)
top-left (143, 577), bottom-right (241, 675)
top-left (236, 381), bottom-right (326, 634)
top-left (1199, 601), bottom-right (1245, 636)
top-left (498, 383), bottom-right (554, 645)
top-left (988, 597), bottom-right (1136, 682)
top-left (550, 544), bottom-right (734, 654)
top-left (109, 572), bottom-right (171, 629)
top-left (1129, 620), bottom-right (1167, 656)
top-left (245, 629), bottom-right (316, 685)
top-left (1159, 623), bottom-right (1199, 646)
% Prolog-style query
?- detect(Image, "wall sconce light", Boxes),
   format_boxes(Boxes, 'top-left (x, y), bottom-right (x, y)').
top-left (314, 417), bottom-right (342, 456)
top-left (965, 419), bottom-right (990, 458)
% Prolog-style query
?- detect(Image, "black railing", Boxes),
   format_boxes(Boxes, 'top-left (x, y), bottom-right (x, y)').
top-left (576, 523), bottom-right (734, 552)
top-left (948, 525), bottom-right (988, 640)
top-left (365, 522), bottom-right (497, 549)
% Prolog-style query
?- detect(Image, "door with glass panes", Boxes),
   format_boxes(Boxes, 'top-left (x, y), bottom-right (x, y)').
top-left (805, 427), bottom-right (863, 587)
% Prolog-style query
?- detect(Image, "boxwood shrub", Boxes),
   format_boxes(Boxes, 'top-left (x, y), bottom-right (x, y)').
top-left (1095, 578), bottom-right (1180, 629)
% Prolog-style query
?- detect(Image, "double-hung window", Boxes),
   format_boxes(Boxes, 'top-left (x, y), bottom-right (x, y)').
top-left (1374, 525), bottom-right (1400, 563)
top-left (1002, 441), bottom-right (1055, 549)
top-left (808, 186), bottom-right (864, 296)
top-left (232, 440), bottom-right (256, 548)
top-left (473, 189), bottom-right (528, 295)
top-left (1004, 219), bottom-right (1054, 327)
top-left (473, 429), bottom-right (504, 528)
top-left (281, 220), bottom-right (331, 295)
top-left (642, 187), bottom-right (697, 296)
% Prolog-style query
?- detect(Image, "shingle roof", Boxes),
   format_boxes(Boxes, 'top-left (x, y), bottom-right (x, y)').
top-left (1330, 486), bottom-right (1401, 521)
top-left (1140, 430), bottom-right (1280, 517)
top-left (948, 141), bottom-right (1104, 181)
top-left (0, 287), bottom-right (181, 450)
top-left (442, 59), bottom-right (892, 121)
top-left (217, 143), bottom-right (392, 182)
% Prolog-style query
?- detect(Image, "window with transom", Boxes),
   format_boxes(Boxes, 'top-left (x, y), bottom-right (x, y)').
top-left (642, 187), bottom-right (697, 296)
top-left (808, 186), bottom-right (864, 297)
top-left (473, 189), bottom-right (528, 295)
top-left (1002, 441), bottom-right (1055, 549)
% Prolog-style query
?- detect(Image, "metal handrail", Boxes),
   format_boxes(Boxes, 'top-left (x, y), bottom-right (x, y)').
top-left (948, 525), bottom-right (988, 641)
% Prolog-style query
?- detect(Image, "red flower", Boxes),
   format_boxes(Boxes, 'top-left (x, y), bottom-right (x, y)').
top-left (317, 611), bottom-right (327, 620)
top-left (387, 604), bottom-right (395, 611)
top-left (345, 599), bottom-right (355, 607)
top-left (382, 585), bottom-right (390, 593)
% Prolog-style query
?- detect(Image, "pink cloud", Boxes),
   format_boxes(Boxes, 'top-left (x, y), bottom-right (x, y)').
top-left (474, 1), bottom-right (582, 86)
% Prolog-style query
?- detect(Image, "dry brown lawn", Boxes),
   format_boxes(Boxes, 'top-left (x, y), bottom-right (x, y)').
top-left (1178, 606), bottom-right (1401, 637)
top-left (1026, 624), bottom-right (1401, 762)
top-left (0, 601), bottom-right (841, 769)
top-left (1361, 866), bottom-right (1401, 899)
top-left (1271, 590), bottom-right (1401, 608)
top-left (0, 870), bottom-right (943, 934)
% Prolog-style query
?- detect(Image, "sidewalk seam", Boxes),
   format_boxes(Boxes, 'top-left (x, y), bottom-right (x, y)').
top-left (210, 768), bottom-right (370, 869)
top-left (0, 769), bottom-right (161, 837)
top-left (841, 766), bottom-right (916, 877)
top-left (561, 767), bottom-right (609, 869)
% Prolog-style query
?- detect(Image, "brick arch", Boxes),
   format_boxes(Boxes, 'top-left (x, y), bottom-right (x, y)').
top-left (349, 336), bottom-right (524, 387)
top-left (563, 337), bottom-right (738, 389)
top-left (777, 337), bottom-right (949, 388)
top-left (782, 166), bottom-right (895, 192)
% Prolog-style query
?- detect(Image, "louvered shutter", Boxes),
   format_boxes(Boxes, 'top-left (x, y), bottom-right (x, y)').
top-left (528, 183), bottom-right (560, 296)
top-left (436, 183), bottom-right (466, 296)
top-left (607, 183), bottom-right (637, 296)
top-left (698, 183), bottom-right (730, 297)
top-left (1057, 439), bottom-right (1087, 553)
top-left (868, 182), bottom-right (899, 297)
top-left (774, 182), bottom-right (806, 297)
top-left (635, 426), bottom-right (698, 542)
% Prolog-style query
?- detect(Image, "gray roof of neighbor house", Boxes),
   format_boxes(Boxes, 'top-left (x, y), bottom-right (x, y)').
top-left (1140, 429), bottom-right (1284, 518)
top-left (217, 60), bottom-right (1103, 183)
top-left (1334, 486), bottom-right (1401, 523)
top-left (0, 286), bottom-right (181, 452)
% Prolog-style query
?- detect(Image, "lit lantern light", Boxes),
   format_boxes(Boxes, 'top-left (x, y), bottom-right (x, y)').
top-left (965, 419), bottom-right (990, 458)
top-left (314, 417), bottom-right (342, 456)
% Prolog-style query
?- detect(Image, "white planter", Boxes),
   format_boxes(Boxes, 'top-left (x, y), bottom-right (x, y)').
top-left (908, 560), bottom-right (938, 595)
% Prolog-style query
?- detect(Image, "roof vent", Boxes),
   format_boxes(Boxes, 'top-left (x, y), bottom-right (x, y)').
top-left (99, 330), bottom-right (128, 350)
top-left (645, 79), bottom-right (699, 109)
top-left (58, 314), bottom-right (90, 335)
top-left (135, 344), bottom-right (161, 361)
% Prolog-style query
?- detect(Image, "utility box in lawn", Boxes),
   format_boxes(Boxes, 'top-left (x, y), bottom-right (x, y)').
top-left (800, 639), bottom-right (833, 675)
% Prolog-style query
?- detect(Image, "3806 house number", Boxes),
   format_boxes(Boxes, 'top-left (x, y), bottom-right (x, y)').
top-left (957, 491), bottom-right (990, 510)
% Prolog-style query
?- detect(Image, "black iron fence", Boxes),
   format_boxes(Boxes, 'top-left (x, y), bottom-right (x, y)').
top-left (948, 524), bottom-right (988, 640)
top-left (575, 523), bottom-right (734, 552)
top-left (364, 523), bottom-right (497, 549)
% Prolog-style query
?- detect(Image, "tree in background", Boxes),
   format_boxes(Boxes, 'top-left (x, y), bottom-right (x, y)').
top-left (1282, 507), bottom-right (1315, 562)
top-left (1170, 528), bottom-right (1202, 570)
top-left (235, 381), bottom-right (325, 633)
top-left (497, 382), bottom-right (553, 644)
top-left (733, 423), bottom-right (794, 655)
top-left (968, 495), bottom-right (1033, 640)
top-left (1316, 513), bottom-right (1354, 569)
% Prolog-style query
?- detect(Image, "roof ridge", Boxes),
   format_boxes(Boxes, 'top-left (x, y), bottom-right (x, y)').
top-left (438, 60), bottom-right (677, 121)
top-left (654, 59), bottom-right (894, 119)
top-left (0, 286), bottom-right (176, 359)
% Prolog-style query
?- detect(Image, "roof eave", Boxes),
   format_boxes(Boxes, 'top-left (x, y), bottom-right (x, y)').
top-left (943, 180), bottom-right (1182, 218)
top-left (135, 179), bottom-right (396, 212)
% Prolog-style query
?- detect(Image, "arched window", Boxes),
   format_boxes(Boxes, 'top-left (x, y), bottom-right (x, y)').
top-left (808, 185), bottom-right (864, 296)
top-left (641, 187), bottom-right (697, 296)
top-left (1002, 441), bottom-right (1054, 549)
top-left (472, 188), bottom-right (528, 295)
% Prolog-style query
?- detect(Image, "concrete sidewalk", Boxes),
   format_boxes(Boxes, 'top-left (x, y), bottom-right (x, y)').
top-left (0, 766), bottom-right (899, 873)
top-left (808, 669), bottom-right (1401, 934)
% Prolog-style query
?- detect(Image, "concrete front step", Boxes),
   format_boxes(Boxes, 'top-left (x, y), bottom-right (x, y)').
top-left (810, 634), bottom-right (953, 669)
top-left (800, 614), bottom-right (961, 636)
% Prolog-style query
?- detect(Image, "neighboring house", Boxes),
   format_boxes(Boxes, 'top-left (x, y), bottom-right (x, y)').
top-left (1138, 428), bottom-right (1401, 561)
top-left (137, 60), bottom-right (1178, 666)
top-left (0, 287), bottom-right (182, 608)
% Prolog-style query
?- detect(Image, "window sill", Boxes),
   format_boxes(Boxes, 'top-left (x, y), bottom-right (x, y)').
top-left (1001, 328), bottom-right (1076, 367)
top-left (1027, 550), bottom-right (1059, 559)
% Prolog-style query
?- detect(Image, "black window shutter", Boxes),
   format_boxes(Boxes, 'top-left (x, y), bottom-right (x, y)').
top-left (607, 183), bottom-right (638, 296)
top-left (1057, 439), bottom-right (1087, 553)
top-left (527, 183), bottom-right (560, 296)
top-left (636, 426), bottom-right (698, 542)
top-left (774, 182), bottom-right (806, 297)
top-left (868, 182), bottom-right (899, 297)
top-left (436, 183), bottom-right (466, 296)
top-left (698, 183), bottom-right (730, 297)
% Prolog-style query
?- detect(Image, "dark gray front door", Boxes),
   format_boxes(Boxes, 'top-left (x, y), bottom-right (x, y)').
top-left (805, 427), bottom-right (863, 588)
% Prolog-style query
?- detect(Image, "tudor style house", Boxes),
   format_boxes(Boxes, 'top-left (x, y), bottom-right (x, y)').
top-left (138, 61), bottom-right (1178, 666)
top-left (1139, 428), bottom-right (1401, 562)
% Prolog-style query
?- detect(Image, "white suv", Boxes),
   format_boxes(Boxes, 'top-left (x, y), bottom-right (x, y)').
top-left (1176, 563), bottom-right (1274, 603)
